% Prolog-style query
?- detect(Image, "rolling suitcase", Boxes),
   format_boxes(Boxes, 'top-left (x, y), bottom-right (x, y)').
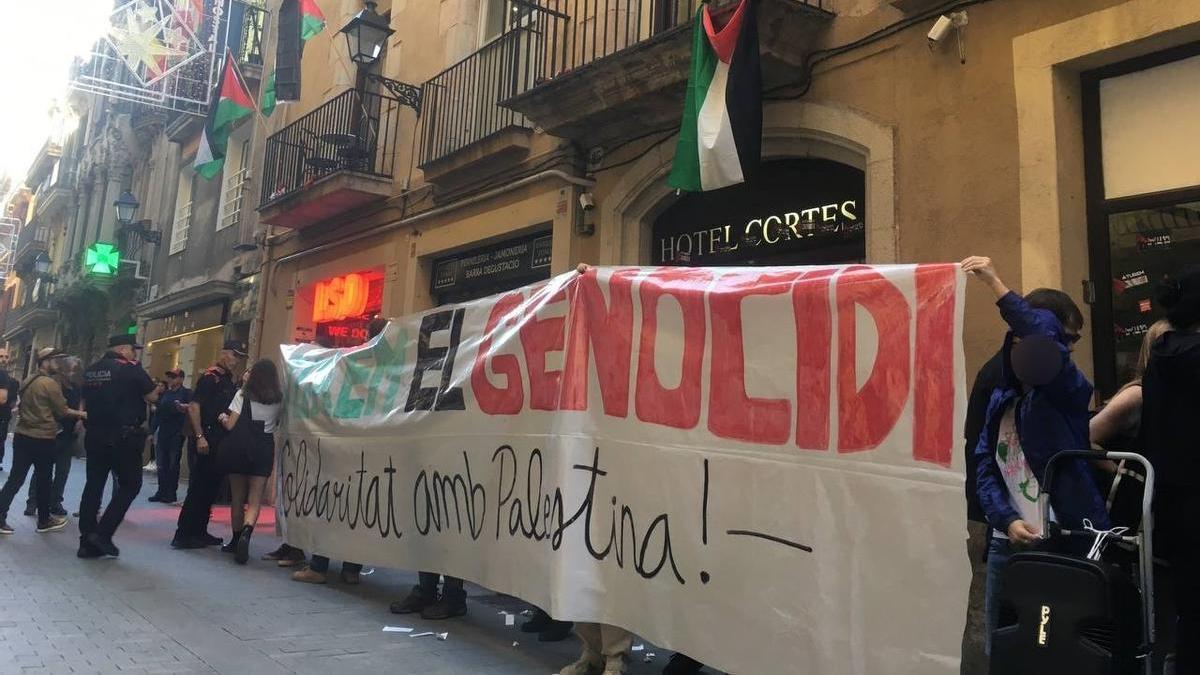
top-left (990, 450), bottom-right (1156, 675)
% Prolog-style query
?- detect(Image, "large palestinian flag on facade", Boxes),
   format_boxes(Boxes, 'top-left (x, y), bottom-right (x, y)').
top-left (668, 0), bottom-right (762, 192)
top-left (195, 51), bottom-right (255, 179)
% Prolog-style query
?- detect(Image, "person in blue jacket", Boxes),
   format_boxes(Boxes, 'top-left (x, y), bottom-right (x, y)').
top-left (961, 256), bottom-right (1110, 654)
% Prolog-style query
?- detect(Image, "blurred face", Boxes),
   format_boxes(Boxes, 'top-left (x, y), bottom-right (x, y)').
top-left (114, 345), bottom-right (137, 361)
top-left (0, 350), bottom-right (9, 369)
top-left (218, 349), bottom-right (242, 370)
top-left (167, 375), bottom-right (182, 389)
top-left (41, 357), bottom-right (60, 375)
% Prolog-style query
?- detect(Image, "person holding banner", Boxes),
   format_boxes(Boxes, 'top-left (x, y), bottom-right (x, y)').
top-left (961, 256), bottom-right (1109, 656)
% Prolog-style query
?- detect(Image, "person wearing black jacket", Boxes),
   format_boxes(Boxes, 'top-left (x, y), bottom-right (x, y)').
top-left (1140, 265), bottom-right (1200, 674)
top-left (0, 349), bottom-right (19, 471)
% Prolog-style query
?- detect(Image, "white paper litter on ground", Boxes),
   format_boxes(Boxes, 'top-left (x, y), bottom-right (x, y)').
top-left (632, 644), bottom-right (645, 652)
top-left (506, 614), bottom-right (516, 626)
top-left (410, 632), bottom-right (435, 638)
top-left (382, 626), bottom-right (413, 633)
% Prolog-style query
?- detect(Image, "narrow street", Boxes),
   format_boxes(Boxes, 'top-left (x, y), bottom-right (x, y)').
top-left (0, 461), bottom-right (678, 674)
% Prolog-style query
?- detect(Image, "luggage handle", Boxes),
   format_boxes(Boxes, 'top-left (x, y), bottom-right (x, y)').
top-left (1040, 450), bottom-right (1156, 670)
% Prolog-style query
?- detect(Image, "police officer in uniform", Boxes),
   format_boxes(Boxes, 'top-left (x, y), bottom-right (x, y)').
top-left (172, 340), bottom-right (246, 549)
top-left (78, 334), bottom-right (158, 558)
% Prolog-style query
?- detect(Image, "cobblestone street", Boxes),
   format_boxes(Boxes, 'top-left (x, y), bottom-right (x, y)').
top-left (0, 460), bottom-right (681, 674)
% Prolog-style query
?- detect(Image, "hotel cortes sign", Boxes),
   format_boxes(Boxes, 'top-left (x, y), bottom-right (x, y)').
top-left (652, 158), bottom-right (866, 266)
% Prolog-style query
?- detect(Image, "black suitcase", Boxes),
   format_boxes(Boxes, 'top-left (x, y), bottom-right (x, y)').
top-left (990, 451), bottom-right (1157, 675)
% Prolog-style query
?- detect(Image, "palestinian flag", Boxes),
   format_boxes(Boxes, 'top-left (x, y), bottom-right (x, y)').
top-left (667, 0), bottom-right (761, 192)
top-left (300, 0), bottom-right (327, 40)
top-left (261, 71), bottom-right (277, 117)
top-left (195, 51), bottom-right (256, 179)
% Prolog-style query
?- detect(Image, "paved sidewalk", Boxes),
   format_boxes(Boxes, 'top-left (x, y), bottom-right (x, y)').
top-left (0, 458), bottom-right (690, 674)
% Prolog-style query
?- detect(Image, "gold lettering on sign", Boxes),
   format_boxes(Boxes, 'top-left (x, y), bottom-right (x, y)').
top-left (1037, 605), bottom-right (1051, 646)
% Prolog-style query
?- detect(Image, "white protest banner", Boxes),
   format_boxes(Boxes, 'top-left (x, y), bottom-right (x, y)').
top-left (278, 264), bottom-right (969, 675)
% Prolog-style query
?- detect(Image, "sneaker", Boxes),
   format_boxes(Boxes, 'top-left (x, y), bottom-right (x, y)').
top-left (36, 516), bottom-right (68, 533)
top-left (262, 543), bottom-right (295, 561)
top-left (86, 533), bottom-right (119, 557)
top-left (220, 540), bottom-right (237, 554)
top-left (200, 532), bottom-right (223, 546)
top-left (277, 548), bottom-right (306, 567)
top-left (50, 506), bottom-right (67, 517)
top-left (77, 541), bottom-right (104, 559)
top-left (662, 654), bottom-right (704, 675)
top-left (148, 494), bottom-right (164, 503)
top-left (602, 655), bottom-right (629, 675)
top-left (389, 587), bottom-right (434, 614)
top-left (0, 520), bottom-right (13, 535)
top-left (340, 569), bottom-right (361, 585)
top-left (538, 620), bottom-right (574, 642)
top-left (558, 656), bottom-right (604, 675)
top-left (171, 536), bottom-right (206, 550)
top-left (292, 567), bottom-right (327, 584)
top-left (23, 505), bottom-right (35, 517)
top-left (420, 597), bottom-right (468, 621)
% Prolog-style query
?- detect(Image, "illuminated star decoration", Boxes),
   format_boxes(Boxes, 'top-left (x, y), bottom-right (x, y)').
top-left (107, 0), bottom-right (189, 83)
top-left (85, 243), bottom-right (122, 276)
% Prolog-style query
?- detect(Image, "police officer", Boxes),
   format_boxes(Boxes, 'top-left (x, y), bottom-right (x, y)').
top-left (78, 335), bottom-right (158, 558)
top-left (172, 340), bottom-right (246, 549)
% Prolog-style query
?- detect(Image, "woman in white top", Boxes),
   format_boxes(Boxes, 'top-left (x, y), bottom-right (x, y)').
top-left (217, 358), bottom-right (283, 564)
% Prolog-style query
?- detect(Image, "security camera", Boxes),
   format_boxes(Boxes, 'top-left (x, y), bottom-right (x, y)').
top-left (927, 15), bottom-right (954, 45)
top-left (579, 192), bottom-right (596, 211)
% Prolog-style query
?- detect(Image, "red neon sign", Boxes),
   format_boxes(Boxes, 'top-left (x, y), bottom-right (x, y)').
top-left (313, 273), bottom-right (373, 323)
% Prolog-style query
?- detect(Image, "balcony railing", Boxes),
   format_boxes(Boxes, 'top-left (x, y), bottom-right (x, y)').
top-left (527, 0), bottom-right (827, 80)
top-left (170, 201), bottom-right (192, 255)
top-left (419, 26), bottom-right (541, 165)
top-left (260, 88), bottom-right (401, 207)
top-left (14, 224), bottom-right (50, 270)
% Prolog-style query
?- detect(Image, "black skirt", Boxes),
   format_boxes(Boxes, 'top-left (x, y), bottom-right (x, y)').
top-left (224, 424), bottom-right (275, 477)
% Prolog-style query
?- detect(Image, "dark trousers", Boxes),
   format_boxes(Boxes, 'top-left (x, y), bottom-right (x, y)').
top-left (79, 428), bottom-right (145, 539)
top-left (1158, 485), bottom-right (1200, 674)
top-left (0, 434), bottom-right (55, 524)
top-left (154, 429), bottom-right (184, 500)
top-left (0, 417), bottom-right (9, 467)
top-left (417, 572), bottom-right (465, 603)
top-left (310, 555), bottom-right (363, 574)
top-left (175, 435), bottom-right (223, 538)
top-left (26, 432), bottom-right (74, 511)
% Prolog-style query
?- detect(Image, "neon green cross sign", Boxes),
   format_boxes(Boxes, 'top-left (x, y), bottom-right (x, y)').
top-left (85, 242), bottom-right (120, 276)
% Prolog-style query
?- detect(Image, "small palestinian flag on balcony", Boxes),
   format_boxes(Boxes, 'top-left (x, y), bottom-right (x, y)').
top-left (668, 0), bottom-right (762, 192)
top-left (299, 0), bottom-right (327, 40)
top-left (195, 50), bottom-right (256, 180)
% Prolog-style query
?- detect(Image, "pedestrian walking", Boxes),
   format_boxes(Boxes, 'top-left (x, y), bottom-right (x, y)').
top-left (1139, 265), bottom-right (1200, 674)
top-left (24, 356), bottom-right (83, 518)
top-left (0, 348), bottom-right (86, 535)
top-left (172, 341), bottom-right (245, 549)
top-left (558, 623), bottom-right (634, 675)
top-left (77, 335), bottom-right (159, 558)
top-left (0, 348), bottom-right (20, 472)
top-left (149, 369), bottom-right (190, 504)
top-left (960, 256), bottom-right (1109, 656)
top-left (216, 359), bottom-right (282, 564)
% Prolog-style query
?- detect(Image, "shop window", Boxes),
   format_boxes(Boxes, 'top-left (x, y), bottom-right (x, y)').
top-left (295, 269), bottom-right (386, 348)
top-left (430, 230), bottom-right (552, 306)
top-left (652, 158), bottom-right (866, 267)
top-left (1083, 43), bottom-right (1200, 397)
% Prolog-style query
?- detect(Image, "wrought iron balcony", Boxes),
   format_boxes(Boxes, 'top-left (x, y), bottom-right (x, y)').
top-left (418, 28), bottom-right (540, 169)
top-left (14, 224), bottom-right (51, 274)
top-left (33, 162), bottom-right (76, 219)
top-left (501, 0), bottom-right (833, 146)
top-left (258, 88), bottom-right (401, 229)
top-left (1, 295), bottom-right (57, 342)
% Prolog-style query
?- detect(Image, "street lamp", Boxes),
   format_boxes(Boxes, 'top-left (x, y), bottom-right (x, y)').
top-left (339, 1), bottom-right (394, 67)
top-left (33, 251), bottom-right (51, 278)
top-left (114, 190), bottom-right (139, 226)
top-left (338, 1), bottom-right (422, 113)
